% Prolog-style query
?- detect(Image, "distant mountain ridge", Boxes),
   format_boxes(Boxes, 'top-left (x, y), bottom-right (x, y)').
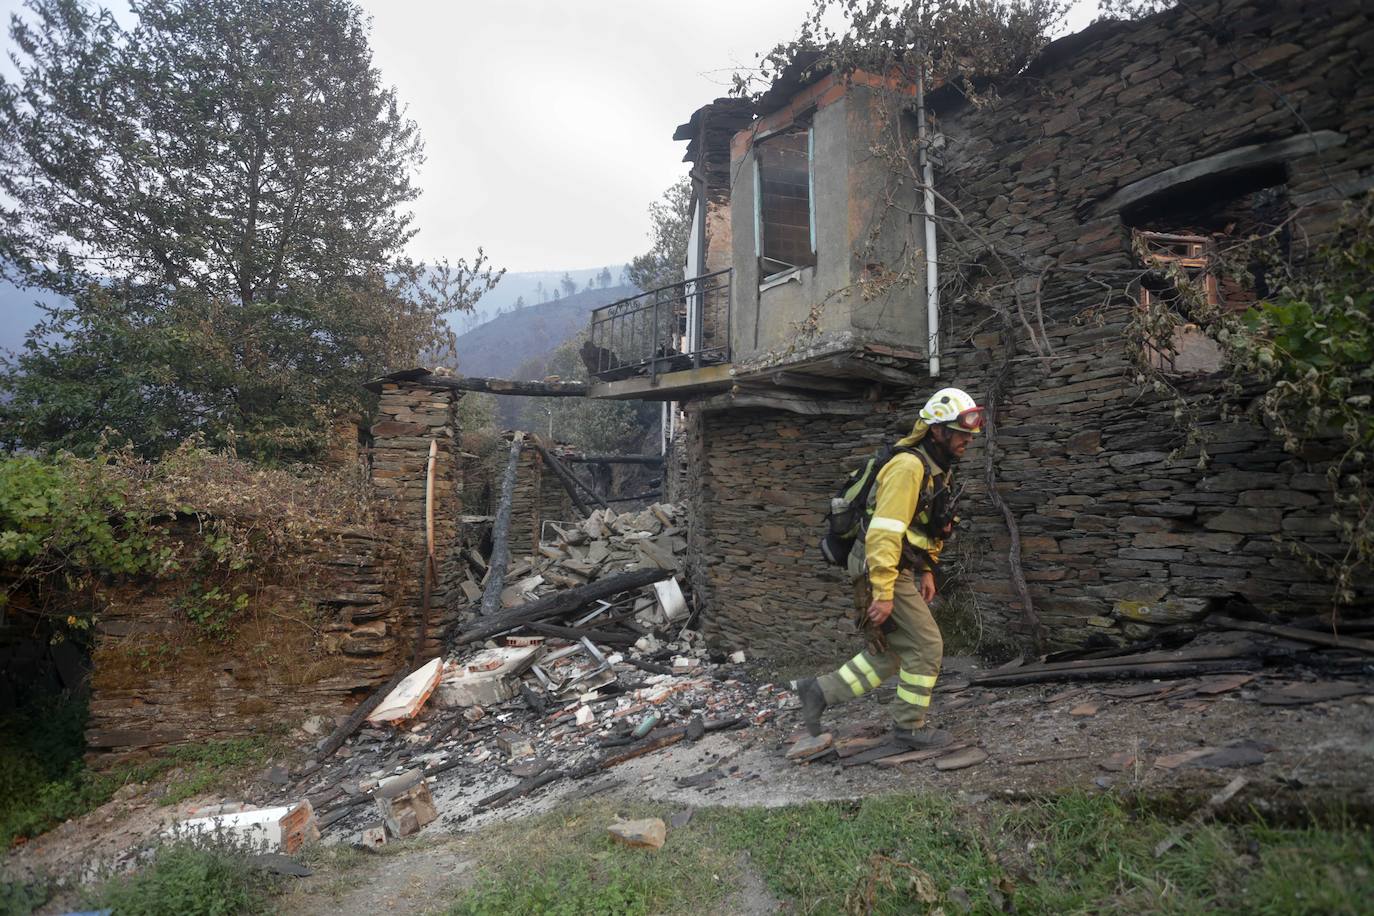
top-left (457, 264), bottom-right (626, 333)
top-left (452, 284), bottom-right (635, 380)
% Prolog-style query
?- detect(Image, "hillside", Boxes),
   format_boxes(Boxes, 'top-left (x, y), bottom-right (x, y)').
top-left (452, 284), bottom-right (635, 380)
top-left (454, 265), bottom-right (627, 334)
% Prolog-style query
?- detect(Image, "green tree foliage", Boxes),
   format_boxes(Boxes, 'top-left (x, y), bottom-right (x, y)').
top-left (626, 177), bottom-right (692, 293)
top-left (0, 0), bottom-right (500, 462)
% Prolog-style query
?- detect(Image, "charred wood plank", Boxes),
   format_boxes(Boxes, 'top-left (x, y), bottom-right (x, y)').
top-left (368, 372), bottom-right (588, 397)
top-left (564, 454), bottom-right (664, 466)
top-left (971, 658), bottom-right (1261, 688)
top-left (448, 567), bottom-right (672, 647)
top-left (522, 621), bottom-right (639, 646)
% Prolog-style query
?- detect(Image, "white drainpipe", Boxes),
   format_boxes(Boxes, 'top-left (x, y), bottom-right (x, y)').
top-left (916, 69), bottom-right (940, 378)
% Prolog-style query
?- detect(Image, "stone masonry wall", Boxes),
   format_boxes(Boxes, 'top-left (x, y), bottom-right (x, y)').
top-left (368, 380), bottom-right (465, 655)
top-left (690, 0), bottom-right (1373, 659)
top-left (85, 377), bottom-right (468, 762)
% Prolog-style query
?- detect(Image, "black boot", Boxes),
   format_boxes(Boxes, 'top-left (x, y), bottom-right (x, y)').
top-left (793, 677), bottom-right (828, 737)
top-left (892, 726), bottom-right (952, 750)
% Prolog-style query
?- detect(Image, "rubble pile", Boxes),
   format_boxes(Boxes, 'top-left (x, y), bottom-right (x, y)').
top-left (265, 502), bottom-right (793, 843)
top-left (456, 503), bottom-right (689, 613)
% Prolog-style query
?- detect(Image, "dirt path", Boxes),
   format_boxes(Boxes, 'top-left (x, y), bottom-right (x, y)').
top-left (278, 839), bottom-right (475, 916)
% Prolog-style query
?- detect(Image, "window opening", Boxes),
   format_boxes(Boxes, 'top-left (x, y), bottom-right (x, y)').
top-left (754, 129), bottom-right (815, 280)
top-left (1128, 166), bottom-right (1290, 375)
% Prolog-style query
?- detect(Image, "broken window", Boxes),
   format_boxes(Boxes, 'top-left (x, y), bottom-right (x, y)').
top-left (754, 128), bottom-right (815, 280)
top-left (1128, 167), bottom-right (1290, 374)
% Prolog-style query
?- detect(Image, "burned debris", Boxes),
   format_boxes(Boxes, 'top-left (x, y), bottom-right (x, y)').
top-left (256, 502), bottom-right (787, 844)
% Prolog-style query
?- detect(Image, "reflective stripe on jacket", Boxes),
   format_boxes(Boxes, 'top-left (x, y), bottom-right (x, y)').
top-left (864, 445), bottom-right (946, 601)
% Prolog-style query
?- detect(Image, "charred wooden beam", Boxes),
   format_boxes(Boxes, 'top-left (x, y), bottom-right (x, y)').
top-left (448, 567), bottom-right (672, 647)
top-left (563, 454), bottom-right (663, 466)
top-left (480, 432), bottom-right (525, 617)
top-left (364, 369), bottom-right (588, 397)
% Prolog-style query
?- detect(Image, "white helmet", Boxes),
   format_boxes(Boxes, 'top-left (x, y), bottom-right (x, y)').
top-left (919, 387), bottom-right (984, 433)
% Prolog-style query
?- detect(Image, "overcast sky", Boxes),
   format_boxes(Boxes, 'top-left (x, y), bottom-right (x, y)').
top-left (0, 0), bottom-right (1101, 277)
top-left (355, 0), bottom-right (837, 273)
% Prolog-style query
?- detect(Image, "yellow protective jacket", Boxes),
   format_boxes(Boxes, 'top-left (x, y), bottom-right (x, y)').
top-left (863, 420), bottom-right (948, 601)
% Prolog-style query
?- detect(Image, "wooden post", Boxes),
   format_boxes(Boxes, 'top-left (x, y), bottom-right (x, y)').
top-left (414, 439), bottom-right (438, 665)
top-left (480, 432), bottom-right (525, 617)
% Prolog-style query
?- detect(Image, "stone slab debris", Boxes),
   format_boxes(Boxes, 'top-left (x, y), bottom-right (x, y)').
top-left (876, 743), bottom-right (973, 768)
top-left (1069, 702), bottom-right (1101, 717)
top-left (670, 808), bottom-right (694, 829)
top-left (1187, 745), bottom-right (1267, 769)
top-left (247, 852), bottom-right (313, 877)
top-left (834, 736), bottom-right (886, 758)
top-left (609, 817), bottom-right (667, 850)
top-left (368, 657), bottom-right (444, 725)
top-left (934, 747), bottom-right (989, 771)
top-left (174, 800), bottom-right (319, 854)
top-left (786, 732), bottom-right (834, 760)
top-left (360, 823), bottom-right (387, 848)
top-left (1100, 751), bottom-right (1138, 772)
top-left (1193, 673), bottom-right (1256, 695)
top-left (840, 742), bottom-right (906, 768)
top-left (1154, 748), bottom-right (1218, 770)
top-left (1256, 681), bottom-right (1364, 706)
top-left (374, 770), bottom-right (438, 838)
top-left (729, 650), bottom-right (746, 664)
top-left (510, 757), bottom-right (551, 778)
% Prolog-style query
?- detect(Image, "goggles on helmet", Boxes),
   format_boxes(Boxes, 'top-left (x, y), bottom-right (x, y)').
top-left (945, 407), bottom-right (985, 433)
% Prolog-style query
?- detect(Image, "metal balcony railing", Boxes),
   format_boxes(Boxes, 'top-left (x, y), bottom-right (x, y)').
top-left (586, 268), bottom-right (731, 382)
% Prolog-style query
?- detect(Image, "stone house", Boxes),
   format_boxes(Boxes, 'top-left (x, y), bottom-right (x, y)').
top-left (584, 0), bottom-right (1373, 659)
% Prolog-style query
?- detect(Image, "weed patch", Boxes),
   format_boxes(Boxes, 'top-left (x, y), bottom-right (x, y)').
top-left (83, 839), bottom-right (280, 916)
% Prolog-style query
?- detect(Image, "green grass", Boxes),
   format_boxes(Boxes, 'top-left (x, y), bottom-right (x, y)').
top-left (444, 793), bottom-right (1374, 915)
top-left (446, 801), bottom-right (741, 915)
top-left (0, 691), bottom-right (283, 850)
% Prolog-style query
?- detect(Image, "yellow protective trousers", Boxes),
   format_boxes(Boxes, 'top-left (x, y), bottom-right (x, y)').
top-left (816, 570), bottom-right (943, 730)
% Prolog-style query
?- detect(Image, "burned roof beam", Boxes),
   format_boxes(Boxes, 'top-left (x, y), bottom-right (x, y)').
top-left (364, 369), bottom-right (587, 397)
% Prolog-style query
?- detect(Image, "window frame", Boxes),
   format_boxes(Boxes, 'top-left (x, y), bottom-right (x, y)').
top-left (752, 126), bottom-right (816, 284)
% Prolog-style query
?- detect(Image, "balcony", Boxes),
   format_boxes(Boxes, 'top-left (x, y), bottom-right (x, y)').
top-left (584, 269), bottom-right (734, 400)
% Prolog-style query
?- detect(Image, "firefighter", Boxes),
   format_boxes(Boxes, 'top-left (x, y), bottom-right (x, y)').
top-left (795, 387), bottom-right (984, 749)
